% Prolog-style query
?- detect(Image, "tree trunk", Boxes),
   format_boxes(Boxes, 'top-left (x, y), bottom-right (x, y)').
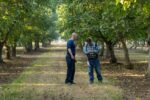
top-left (106, 42), bottom-right (117, 64)
top-left (117, 32), bottom-right (132, 68)
top-left (11, 43), bottom-right (16, 57)
top-left (0, 20), bottom-right (16, 62)
top-left (118, 42), bottom-right (122, 48)
top-left (105, 44), bottom-right (110, 59)
top-left (5, 45), bottom-right (11, 59)
top-left (42, 41), bottom-right (47, 47)
top-left (145, 47), bottom-right (150, 80)
top-left (34, 34), bottom-right (40, 51)
top-left (0, 43), bottom-right (4, 63)
top-left (121, 39), bottom-right (132, 69)
top-left (34, 39), bottom-right (40, 51)
top-left (48, 40), bottom-right (51, 46)
top-left (25, 42), bottom-right (33, 53)
top-left (134, 41), bottom-right (138, 49)
top-left (146, 27), bottom-right (150, 80)
top-left (100, 42), bottom-right (104, 57)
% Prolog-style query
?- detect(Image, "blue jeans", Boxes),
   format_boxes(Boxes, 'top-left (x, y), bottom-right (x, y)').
top-left (88, 59), bottom-right (103, 82)
top-left (65, 55), bottom-right (75, 83)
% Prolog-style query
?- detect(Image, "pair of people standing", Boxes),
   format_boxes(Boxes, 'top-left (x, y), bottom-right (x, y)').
top-left (65, 33), bottom-right (103, 85)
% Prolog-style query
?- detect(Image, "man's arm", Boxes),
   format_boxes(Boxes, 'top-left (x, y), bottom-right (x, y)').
top-left (67, 40), bottom-right (75, 60)
top-left (68, 48), bottom-right (75, 60)
top-left (83, 46), bottom-right (88, 54)
top-left (94, 44), bottom-right (100, 53)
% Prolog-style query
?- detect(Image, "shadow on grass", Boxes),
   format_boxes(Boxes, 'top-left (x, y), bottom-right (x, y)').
top-left (0, 48), bottom-right (50, 85)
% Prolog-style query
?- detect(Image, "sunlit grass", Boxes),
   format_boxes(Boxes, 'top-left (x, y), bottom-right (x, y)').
top-left (116, 49), bottom-right (148, 61)
top-left (0, 45), bottom-right (123, 100)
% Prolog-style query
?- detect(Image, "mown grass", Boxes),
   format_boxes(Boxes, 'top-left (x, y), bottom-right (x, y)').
top-left (0, 46), bottom-right (123, 100)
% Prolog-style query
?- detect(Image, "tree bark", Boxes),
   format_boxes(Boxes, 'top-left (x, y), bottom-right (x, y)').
top-left (105, 44), bottom-right (110, 59)
top-left (5, 45), bottom-right (11, 60)
top-left (118, 42), bottom-right (122, 48)
top-left (134, 41), bottom-right (138, 49)
top-left (11, 43), bottom-right (16, 57)
top-left (117, 32), bottom-right (132, 68)
top-left (25, 42), bottom-right (33, 53)
top-left (34, 39), bottom-right (40, 51)
top-left (48, 39), bottom-right (51, 46)
top-left (146, 27), bottom-right (150, 80)
top-left (145, 47), bottom-right (150, 80)
top-left (100, 42), bottom-right (104, 57)
top-left (34, 34), bottom-right (40, 51)
top-left (121, 39), bottom-right (132, 69)
top-left (42, 41), bottom-right (47, 47)
top-left (0, 43), bottom-right (4, 63)
top-left (106, 42), bottom-right (117, 64)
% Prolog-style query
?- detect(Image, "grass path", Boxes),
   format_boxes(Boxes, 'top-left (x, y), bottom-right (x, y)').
top-left (0, 44), bottom-right (122, 100)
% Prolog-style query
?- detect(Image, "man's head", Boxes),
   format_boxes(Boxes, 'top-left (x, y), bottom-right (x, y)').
top-left (71, 32), bottom-right (78, 40)
top-left (86, 37), bottom-right (92, 45)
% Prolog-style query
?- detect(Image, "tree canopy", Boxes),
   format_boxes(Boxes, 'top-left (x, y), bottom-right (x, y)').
top-left (0, 0), bottom-right (59, 62)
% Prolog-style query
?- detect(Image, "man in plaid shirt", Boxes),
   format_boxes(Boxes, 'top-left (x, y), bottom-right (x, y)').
top-left (83, 37), bottom-right (103, 84)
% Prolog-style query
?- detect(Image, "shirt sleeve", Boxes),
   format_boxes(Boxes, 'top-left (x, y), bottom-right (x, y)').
top-left (67, 40), bottom-right (72, 49)
top-left (83, 45), bottom-right (88, 54)
top-left (94, 44), bottom-right (100, 53)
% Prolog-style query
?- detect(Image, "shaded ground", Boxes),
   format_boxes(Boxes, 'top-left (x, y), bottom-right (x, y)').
top-left (103, 64), bottom-right (150, 100)
top-left (114, 48), bottom-right (150, 100)
top-left (0, 48), bottom-right (49, 84)
top-left (0, 44), bottom-right (149, 100)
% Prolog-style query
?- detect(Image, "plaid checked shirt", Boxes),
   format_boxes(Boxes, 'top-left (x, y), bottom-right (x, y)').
top-left (83, 42), bottom-right (100, 55)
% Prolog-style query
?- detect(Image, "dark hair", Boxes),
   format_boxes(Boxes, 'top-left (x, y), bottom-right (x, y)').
top-left (86, 37), bottom-right (92, 43)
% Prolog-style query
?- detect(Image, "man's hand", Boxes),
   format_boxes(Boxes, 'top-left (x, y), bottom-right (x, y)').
top-left (71, 55), bottom-right (75, 60)
top-left (71, 56), bottom-right (77, 63)
top-left (68, 48), bottom-right (75, 60)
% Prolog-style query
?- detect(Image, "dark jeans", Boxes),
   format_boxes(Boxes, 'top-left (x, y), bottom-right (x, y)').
top-left (65, 55), bottom-right (75, 83)
top-left (88, 59), bottom-right (103, 82)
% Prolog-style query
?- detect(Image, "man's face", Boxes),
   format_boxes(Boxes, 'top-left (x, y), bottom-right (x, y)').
top-left (74, 34), bottom-right (78, 40)
top-left (88, 42), bottom-right (92, 46)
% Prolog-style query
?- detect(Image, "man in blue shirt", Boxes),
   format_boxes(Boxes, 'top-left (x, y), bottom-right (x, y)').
top-left (83, 37), bottom-right (103, 84)
top-left (65, 32), bottom-right (77, 85)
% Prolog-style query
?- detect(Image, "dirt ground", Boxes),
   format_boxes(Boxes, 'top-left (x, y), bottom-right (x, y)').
top-left (102, 63), bottom-right (150, 100)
